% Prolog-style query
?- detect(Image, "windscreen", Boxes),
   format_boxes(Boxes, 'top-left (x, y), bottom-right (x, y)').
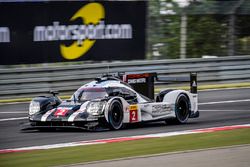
top-left (71, 88), bottom-right (108, 101)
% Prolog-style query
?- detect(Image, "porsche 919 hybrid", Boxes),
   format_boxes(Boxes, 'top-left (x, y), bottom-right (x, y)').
top-left (26, 73), bottom-right (199, 130)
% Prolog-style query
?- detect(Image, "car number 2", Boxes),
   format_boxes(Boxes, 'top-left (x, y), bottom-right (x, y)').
top-left (129, 105), bottom-right (138, 123)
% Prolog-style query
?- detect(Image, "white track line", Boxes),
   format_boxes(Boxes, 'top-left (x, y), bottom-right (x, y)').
top-left (1, 87), bottom-right (250, 106)
top-left (198, 87), bottom-right (250, 92)
top-left (0, 111), bottom-right (27, 114)
top-left (1, 99), bottom-right (250, 122)
top-left (199, 99), bottom-right (250, 105)
top-left (0, 117), bottom-right (27, 122)
top-left (0, 102), bottom-right (29, 106)
top-left (200, 110), bottom-right (250, 112)
top-left (0, 124), bottom-right (250, 154)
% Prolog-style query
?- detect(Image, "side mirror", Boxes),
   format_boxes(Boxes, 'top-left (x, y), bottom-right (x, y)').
top-left (49, 90), bottom-right (59, 97)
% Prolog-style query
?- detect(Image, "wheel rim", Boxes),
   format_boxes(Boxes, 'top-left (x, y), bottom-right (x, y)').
top-left (176, 97), bottom-right (189, 122)
top-left (109, 101), bottom-right (123, 129)
top-left (112, 105), bottom-right (121, 123)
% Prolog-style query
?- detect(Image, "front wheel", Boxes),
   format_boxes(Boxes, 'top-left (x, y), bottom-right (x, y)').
top-left (174, 94), bottom-right (190, 124)
top-left (108, 100), bottom-right (124, 130)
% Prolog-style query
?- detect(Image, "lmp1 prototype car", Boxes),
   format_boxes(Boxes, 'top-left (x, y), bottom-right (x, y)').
top-left (25, 73), bottom-right (199, 130)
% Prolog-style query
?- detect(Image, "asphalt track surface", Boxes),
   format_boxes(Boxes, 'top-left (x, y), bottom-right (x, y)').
top-left (0, 88), bottom-right (250, 150)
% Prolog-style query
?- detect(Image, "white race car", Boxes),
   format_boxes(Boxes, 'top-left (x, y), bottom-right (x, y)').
top-left (26, 72), bottom-right (199, 130)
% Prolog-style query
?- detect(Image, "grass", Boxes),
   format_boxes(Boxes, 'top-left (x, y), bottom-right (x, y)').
top-left (0, 128), bottom-right (250, 167)
top-left (155, 82), bottom-right (250, 92)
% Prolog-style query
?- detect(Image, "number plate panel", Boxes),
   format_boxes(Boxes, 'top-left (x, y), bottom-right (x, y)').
top-left (129, 105), bottom-right (138, 123)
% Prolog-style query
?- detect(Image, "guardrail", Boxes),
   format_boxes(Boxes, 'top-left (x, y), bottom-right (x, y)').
top-left (0, 56), bottom-right (250, 99)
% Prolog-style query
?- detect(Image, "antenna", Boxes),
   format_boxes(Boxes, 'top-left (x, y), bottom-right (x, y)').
top-left (73, 94), bottom-right (76, 104)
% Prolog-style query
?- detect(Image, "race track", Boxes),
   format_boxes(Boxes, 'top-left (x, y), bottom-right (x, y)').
top-left (0, 88), bottom-right (250, 150)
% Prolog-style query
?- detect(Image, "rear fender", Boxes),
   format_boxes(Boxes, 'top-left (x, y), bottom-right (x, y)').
top-left (162, 90), bottom-right (193, 112)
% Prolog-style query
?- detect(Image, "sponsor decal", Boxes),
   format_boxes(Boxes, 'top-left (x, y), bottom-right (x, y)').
top-left (54, 108), bottom-right (70, 116)
top-left (192, 80), bottom-right (197, 87)
top-left (129, 105), bottom-right (138, 122)
top-left (152, 104), bottom-right (171, 115)
top-left (33, 2), bottom-right (132, 60)
top-left (127, 78), bottom-right (146, 84)
top-left (126, 73), bottom-right (150, 79)
top-left (124, 73), bottom-right (153, 83)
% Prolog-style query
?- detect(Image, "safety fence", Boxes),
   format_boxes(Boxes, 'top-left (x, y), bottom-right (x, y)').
top-left (0, 56), bottom-right (250, 99)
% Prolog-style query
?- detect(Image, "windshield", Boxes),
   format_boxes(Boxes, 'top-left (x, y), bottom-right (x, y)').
top-left (71, 88), bottom-right (108, 101)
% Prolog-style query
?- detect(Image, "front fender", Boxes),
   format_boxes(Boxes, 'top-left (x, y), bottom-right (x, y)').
top-left (30, 96), bottom-right (61, 115)
top-left (103, 97), bottom-right (129, 123)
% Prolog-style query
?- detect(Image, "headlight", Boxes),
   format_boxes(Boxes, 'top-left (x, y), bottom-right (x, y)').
top-left (29, 101), bottom-right (40, 115)
top-left (87, 101), bottom-right (106, 115)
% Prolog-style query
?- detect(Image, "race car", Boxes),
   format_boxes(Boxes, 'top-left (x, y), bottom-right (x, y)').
top-left (25, 72), bottom-right (199, 130)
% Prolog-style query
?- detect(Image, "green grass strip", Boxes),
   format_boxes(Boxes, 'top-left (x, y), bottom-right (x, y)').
top-left (1, 82), bottom-right (250, 104)
top-left (155, 82), bottom-right (250, 92)
top-left (0, 128), bottom-right (250, 167)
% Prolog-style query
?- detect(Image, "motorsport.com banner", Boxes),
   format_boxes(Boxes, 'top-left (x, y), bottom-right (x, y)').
top-left (0, 1), bottom-right (146, 65)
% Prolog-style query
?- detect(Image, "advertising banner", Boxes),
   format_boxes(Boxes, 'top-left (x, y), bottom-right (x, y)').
top-left (0, 1), bottom-right (146, 65)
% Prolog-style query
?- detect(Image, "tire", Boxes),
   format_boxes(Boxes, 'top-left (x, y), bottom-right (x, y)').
top-left (174, 94), bottom-right (190, 124)
top-left (108, 99), bottom-right (123, 130)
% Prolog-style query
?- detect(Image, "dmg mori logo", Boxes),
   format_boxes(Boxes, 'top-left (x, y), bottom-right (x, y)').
top-left (34, 3), bottom-right (133, 60)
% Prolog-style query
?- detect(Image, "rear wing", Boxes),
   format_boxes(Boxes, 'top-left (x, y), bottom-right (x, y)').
top-left (120, 72), bottom-right (197, 100)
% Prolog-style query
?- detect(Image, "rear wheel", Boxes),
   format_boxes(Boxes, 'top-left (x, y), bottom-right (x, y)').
top-left (174, 94), bottom-right (190, 124)
top-left (108, 100), bottom-right (123, 130)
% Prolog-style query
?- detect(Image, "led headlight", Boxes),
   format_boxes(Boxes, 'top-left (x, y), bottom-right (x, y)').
top-left (29, 101), bottom-right (40, 115)
top-left (87, 101), bottom-right (106, 115)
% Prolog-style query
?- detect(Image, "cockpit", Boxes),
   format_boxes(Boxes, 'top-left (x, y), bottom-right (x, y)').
top-left (71, 88), bottom-right (108, 101)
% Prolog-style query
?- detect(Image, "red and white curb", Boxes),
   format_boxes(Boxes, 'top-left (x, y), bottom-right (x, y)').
top-left (1, 124), bottom-right (250, 154)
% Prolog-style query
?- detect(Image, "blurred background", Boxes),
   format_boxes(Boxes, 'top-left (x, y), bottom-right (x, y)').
top-left (0, 0), bottom-right (250, 100)
top-left (147, 0), bottom-right (250, 59)
top-left (1, 0), bottom-right (249, 64)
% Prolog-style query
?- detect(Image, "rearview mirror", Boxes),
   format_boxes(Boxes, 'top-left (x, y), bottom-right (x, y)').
top-left (49, 90), bottom-right (59, 96)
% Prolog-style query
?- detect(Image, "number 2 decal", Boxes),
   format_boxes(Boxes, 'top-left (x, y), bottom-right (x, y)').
top-left (131, 111), bottom-right (136, 120)
top-left (129, 105), bottom-right (138, 123)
